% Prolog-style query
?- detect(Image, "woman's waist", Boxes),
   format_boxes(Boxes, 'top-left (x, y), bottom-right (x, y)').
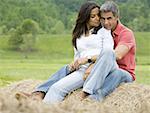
top-left (79, 49), bottom-right (101, 57)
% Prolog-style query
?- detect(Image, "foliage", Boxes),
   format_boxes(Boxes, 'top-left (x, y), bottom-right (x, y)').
top-left (118, 0), bottom-right (150, 31)
top-left (0, 0), bottom-right (149, 33)
top-left (51, 21), bottom-right (65, 34)
top-left (8, 27), bottom-right (23, 50)
top-left (8, 19), bottom-right (39, 51)
top-left (0, 25), bottom-right (8, 34)
top-left (21, 19), bottom-right (39, 34)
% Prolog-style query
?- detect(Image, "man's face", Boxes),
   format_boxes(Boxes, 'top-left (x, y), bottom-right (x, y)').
top-left (100, 11), bottom-right (118, 31)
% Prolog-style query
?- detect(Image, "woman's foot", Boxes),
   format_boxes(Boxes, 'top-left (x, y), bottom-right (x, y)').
top-left (15, 91), bottom-right (45, 101)
top-left (80, 91), bottom-right (90, 101)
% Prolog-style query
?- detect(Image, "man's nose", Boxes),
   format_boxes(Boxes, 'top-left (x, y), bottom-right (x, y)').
top-left (104, 19), bottom-right (109, 25)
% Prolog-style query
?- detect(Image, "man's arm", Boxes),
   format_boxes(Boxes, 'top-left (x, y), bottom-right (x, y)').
top-left (114, 44), bottom-right (130, 60)
top-left (83, 45), bottom-right (130, 80)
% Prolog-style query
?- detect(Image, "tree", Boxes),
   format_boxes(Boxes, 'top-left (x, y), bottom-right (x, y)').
top-left (20, 19), bottom-right (39, 51)
top-left (8, 19), bottom-right (39, 51)
top-left (51, 20), bottom-right (65, 34)
top-left (8, 27), bottom-right (23, 50)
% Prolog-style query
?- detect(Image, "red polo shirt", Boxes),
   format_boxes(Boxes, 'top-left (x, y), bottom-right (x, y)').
top-left (112, 23), bottom-right (136, 80)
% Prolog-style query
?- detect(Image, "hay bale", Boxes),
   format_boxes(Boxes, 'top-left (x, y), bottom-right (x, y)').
top-left (103, 83), bottom-right (150, 113)
top-left (0, 80), bottom-right (150, 113)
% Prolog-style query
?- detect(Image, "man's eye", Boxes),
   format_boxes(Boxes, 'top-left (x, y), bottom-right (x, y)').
top-left (108, 17), bottom-right (112, 20)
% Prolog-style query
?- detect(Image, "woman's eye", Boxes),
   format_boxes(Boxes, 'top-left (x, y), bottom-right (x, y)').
top-left (91, 16), bottom-right (95, 18)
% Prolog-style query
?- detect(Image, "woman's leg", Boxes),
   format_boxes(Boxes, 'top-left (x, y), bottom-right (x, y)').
top-left (34, 65), bottom-right (71, 94)
top-left (43, 70), bottom-right (84, 104)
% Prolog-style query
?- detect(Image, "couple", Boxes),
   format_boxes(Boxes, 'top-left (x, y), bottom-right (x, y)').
top-left (16, 1), bottom-right (136, 104)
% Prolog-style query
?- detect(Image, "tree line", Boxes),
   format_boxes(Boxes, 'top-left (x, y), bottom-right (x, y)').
top-left (0, 0), bottom-right (149, 51)
top-left (0, 0), bottom-right (149, 35)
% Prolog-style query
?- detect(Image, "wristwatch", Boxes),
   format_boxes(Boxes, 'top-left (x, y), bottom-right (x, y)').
top-left (87, 56), bottom-right (92, 63)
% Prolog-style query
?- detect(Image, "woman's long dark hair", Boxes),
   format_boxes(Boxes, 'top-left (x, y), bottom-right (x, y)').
top-left (72, 1), bottom-right (100, 49)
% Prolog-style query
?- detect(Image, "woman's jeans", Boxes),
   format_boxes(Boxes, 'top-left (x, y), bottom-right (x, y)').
top-left (34, 65), bottom-right (71, 93)
top-left (34, 49), bottom-right (133, 103)
top-left (43, 68), bottom-right (85, 103)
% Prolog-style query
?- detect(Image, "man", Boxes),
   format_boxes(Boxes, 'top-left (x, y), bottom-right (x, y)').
top-left (16, 1), bottom-right (136, 101)
top-left (80, 1), bottom-right (136, 101)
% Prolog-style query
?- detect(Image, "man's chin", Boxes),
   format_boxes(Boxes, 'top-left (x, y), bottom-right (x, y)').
top-left (104, 27), bottom-right (111, 30)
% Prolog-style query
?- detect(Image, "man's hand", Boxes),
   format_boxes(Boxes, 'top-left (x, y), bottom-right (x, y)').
top-left (83, 63), bottom-right (95, 80)
top-left (115, 45), bottom-right (130, 60)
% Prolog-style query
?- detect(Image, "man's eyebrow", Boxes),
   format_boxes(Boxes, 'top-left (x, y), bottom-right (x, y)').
top-left (100, 17), bottom-right (112, 19)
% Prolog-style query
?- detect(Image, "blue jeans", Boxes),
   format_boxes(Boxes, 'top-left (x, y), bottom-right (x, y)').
top-left (35, 49), bottom-right (133, 102)
top-left (34, 65), bottom-right (71, 93)
top-left (43, 68), bottom-right (85, 103)
top-left (83, 49), bottom-right (133, 101)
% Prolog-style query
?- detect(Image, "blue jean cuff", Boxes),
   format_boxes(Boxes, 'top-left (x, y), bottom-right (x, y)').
top-left (82, 88), bottom-right (93, 95)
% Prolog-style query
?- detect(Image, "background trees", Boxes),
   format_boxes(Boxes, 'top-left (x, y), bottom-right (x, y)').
top-left (8, 19), bottom-right (39, 51)
top-left (0, 0), bottom-right (149, 35)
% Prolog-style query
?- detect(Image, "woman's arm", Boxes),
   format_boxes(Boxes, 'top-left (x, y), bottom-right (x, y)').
top-left (73, 54), bottom-right (98, 70)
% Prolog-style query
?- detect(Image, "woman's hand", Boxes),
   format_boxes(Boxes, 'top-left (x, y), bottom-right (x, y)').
top-left (69, 57), bottom-right (88, 71)
top-left (74, 57), bottom-right (88, 70)
top-left (68, 61), bottom-right (76, 72)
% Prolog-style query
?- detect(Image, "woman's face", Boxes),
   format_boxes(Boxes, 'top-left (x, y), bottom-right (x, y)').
top-left (87, 7), bottom-right (100, 29)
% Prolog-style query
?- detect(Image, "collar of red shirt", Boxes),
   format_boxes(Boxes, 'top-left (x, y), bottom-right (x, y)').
top-left (112, 22), bottom-right (124, 38)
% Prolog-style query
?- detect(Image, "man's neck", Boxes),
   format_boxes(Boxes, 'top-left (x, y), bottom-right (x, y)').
top-left (112, 21), bottom-right (119, 32)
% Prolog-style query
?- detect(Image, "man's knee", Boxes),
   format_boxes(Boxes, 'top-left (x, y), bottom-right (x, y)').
top-left (103, 48), bottom-right (114, 56)
top-left (98, 48), bottom-right (115, 59)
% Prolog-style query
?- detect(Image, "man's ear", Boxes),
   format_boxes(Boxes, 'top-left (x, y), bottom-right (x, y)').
top-left (116, 15), bottom-right (120, 20)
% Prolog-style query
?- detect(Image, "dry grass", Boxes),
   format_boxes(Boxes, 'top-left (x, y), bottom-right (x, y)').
top-left (0, 80), bottom-right (150, 113)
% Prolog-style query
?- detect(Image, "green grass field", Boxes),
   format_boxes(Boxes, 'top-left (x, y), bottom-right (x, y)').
top-left (0, 33), bottom-right (150, 86)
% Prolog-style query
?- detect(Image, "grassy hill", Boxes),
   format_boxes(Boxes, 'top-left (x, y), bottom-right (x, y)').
top-left (0, 32), bottom-right (150, 86)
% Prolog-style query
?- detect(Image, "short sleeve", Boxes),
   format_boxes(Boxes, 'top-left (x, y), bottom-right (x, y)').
top-left (118, 30), bottom-right (135, 50)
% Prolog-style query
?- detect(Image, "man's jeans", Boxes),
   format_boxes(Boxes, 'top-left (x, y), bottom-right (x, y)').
top-left (83, 49), bottom-right (133, 101)
top-left (34, 65), bottom-right (71, 94)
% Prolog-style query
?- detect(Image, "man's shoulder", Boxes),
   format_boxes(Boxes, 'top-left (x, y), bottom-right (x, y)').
top-left (115, 23), bottom-right (135, 42)
top-left (119, 23), bottom-right (134, 34)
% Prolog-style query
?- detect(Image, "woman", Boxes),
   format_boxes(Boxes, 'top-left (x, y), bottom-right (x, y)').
top-left (43, 1), bottom-right (114, 104)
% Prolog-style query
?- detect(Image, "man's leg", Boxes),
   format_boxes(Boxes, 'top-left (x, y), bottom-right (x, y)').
top-left (100, 68), bottom-right (133, 97)
top-left (82, 49), bottom-right (118, 95)
top-left (89, 68), bottom-right (133, 101)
